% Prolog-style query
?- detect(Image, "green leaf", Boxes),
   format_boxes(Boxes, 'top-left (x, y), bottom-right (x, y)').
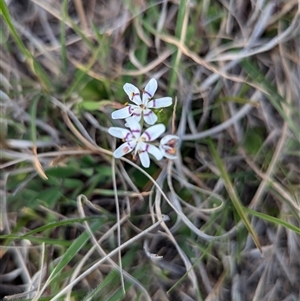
top-left (243, 127), bottom-right (265, 155)
top-left (46, 219), bottom-right (105, 285)
top-left (46, 167), bottom-right (80, 178)
top-left (0, 2), bottom-right (51, 88)
top-left (168, 0), bottom-right (188, 95)
top-left (62, 178), bottom-right (83, 189)
top-left (241, 58), bottom-right (297, 137)
top-left (208, 139), bottom-right (262, 253)
top-left (82, 248), bottom-right (139, 301)
top-left (80, 100), bottom-right (112, 111)
top-left (244, 207), bottom-right (300, 235)
top-left (3, 217), bottom-right (104, 239)
top-left (36, 188), bottom-right (63, 207)
top-left (80, 168), bottom-right (94, 177)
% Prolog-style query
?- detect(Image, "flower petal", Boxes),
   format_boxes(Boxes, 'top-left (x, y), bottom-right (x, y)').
top-left (131, 107), bottom-right (142, 118)
top-left (108, 127), bottom-right (132, 139)
top-left (143, 109), bottom-right (157, 125)
top-left (160, 135), bottom-right (179, 146)
top-left (141, 124), bottom-right (166, 141)
top-left (159, 135), bottom-right (179, 159)
top-left (138, 150), bottom-right (150, 168)
top-left (147, 97), bottom-right (172, 108)
top-left (114, 141), bottom-right (136, 158)
top-left (147, 144), bottom-right (163, 160)
top-left (123, 83), bottom-right (142, 105)
top-left (142, 78), bottom-right (157, 103)
top-left (125, 117), bottom-right (141, 138)
top-left (124, 115), bottom-right (141, 127)
top-left (111, 106), bottom-right (132, 119)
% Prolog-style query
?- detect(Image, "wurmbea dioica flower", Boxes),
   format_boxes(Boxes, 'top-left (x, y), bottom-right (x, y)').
top-left (111, 78), bottom-right (172, 125)
top-left (159, 135), bottom-right (179, 159)
top-left (108, 118), bottom-right (165, 168)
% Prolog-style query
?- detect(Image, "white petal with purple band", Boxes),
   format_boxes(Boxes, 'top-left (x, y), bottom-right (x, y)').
top-left (114, 141), bottom-right (136, 158)
top-left (147, 97), bottom-right (172, 108)
top-left (108, 127), bottom-right (132, 139)
top-left (123, 83), bottom-right (142, 105)
top-left (142, 78), bottom-right (158, 103)
top-left (142, 124), bottom-right (166, 141)
top-left (126, 117), bottom-right (141, 134)
top-left (111, 106), bottom-right (133, 120)
top-left (108, 119), bottom-right (166, 168)
top-left (143, 109), bottom-right (157, 125)
top-left (147, 144), bottom-right (163, 160)
top-left (111, 78), bottom-right (173, 125)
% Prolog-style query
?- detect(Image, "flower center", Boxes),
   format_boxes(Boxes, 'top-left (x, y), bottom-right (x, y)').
top-left (132, 135), bottom-right (144, 144)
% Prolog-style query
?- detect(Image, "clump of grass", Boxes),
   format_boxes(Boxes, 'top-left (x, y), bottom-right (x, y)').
top-left (1, 1), bottom-right (300, 301)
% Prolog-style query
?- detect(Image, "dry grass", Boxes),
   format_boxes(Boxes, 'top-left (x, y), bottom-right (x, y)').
top-left (1, 0), bottom-right (300, 300)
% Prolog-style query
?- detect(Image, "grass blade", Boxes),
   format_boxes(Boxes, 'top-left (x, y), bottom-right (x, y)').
top-left (208, 139), bottom-right (262, 253)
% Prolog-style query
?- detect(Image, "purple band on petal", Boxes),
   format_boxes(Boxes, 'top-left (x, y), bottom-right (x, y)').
top-left (144, 111), bottom-right (153, 117)
top-left (144, 90), bottom-right (152, 98)
top-left (143, 131), bottom-right (151, 141)
top-left (124, 132), bottom-right (132, 141)
top-left (123, 142), bottom-right (134, 154)
top-left (128, 106), bottom-right (133, 114)
top-left (131, 129), bottom-right (140, 134)
top-left (152, 99), bottom-right (156, 107)
top-left (131, 93), bottom-right (140, 101)
top-left (127, 142), bottom-right (133, 148)
top-left (144, 144), bottom-right (149, 152)
top-left (132, 112), bottom-right (141, 116)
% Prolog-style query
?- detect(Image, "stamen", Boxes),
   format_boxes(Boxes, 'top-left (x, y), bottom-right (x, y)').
top-left (131, 92), bottom-right (140, 101)
top-left (167, 148), bottom-right (176, 155)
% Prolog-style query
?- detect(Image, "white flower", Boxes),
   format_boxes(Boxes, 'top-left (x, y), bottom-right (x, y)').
top-left (111, 78), bottom-right (172, 125)
top-left (159, 135), bottom-right (179, 159)
top-left (108, 118), bottom-right (165, 168)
